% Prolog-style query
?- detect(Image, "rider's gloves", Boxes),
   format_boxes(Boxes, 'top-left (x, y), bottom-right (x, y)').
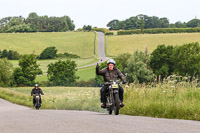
top-left (96, 63), bottom-right (99, 69)
top-left (123, 80), bottom-right (127, 84)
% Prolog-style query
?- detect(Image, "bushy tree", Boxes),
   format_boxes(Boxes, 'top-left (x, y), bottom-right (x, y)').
top-left (39, 46), bottom-right (57, 59)
top-left (107, 19), bottom-right (119, 30)
top-left (1, 49), bottom-right (8, 58)
top-left (175, 21), bottom-right (187, 28)
top-left (7, 23), bottom-right (34, 32)
top-left (106, 14), bottom-right (170, 30)
top-left (13, 54), bottom-right (42, 86)
top-left (47, 60), bottom-right (78, 86)
top-left (172, 42), bottom-right (200, 78)
top-left (0, 59), bottom-right (13, 86)
top-left (0, 49), bottom-right (20, 60)
top-left (187, 19), bottom-right (200, 28)
top-left (150, 45), bottom-right (174, 79)
top-left (114, 53), bottom-right (131, 74)
top-left (125, 51), bottom-right (155, 83)
top-left (83, 25), bottom-right (92, 31)
top-left (0, 12), bottom-right (75, 33)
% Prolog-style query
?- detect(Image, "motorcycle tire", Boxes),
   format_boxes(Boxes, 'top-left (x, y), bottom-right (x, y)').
top-left (114, 93), bottom-right (120, 115)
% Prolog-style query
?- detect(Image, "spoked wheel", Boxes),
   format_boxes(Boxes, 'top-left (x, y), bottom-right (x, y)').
top-left (108, 109), bottom-right (112, 115)
top-left (35, 99), bottom-right (40, 110)
top-left (114, 93), bottom-right (120, 115)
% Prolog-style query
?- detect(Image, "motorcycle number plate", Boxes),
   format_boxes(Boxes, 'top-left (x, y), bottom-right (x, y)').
top-left (36, 96), bottom-right (40, 98)
top-left (112, 84), bottom-right (118, 88)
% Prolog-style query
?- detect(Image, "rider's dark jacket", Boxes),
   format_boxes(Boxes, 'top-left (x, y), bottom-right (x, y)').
top-left (96, 67), bottom-right (126, 83)
top-left (31, 88), bottom-right (44, 96)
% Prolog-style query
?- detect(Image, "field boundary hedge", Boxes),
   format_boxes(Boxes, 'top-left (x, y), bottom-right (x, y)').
top-left (117, 27), bottom-right (200, 35)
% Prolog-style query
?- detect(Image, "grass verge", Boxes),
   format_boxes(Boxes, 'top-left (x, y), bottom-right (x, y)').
top-left (0, 87), bottom-right (103, 112)
top-left (121, 82), bottom-right (200, 121)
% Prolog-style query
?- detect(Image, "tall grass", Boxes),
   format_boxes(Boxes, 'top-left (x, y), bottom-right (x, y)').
top-left (121, 75), bottom-right (200, 120)
top-left (1, 76), bottom-right (200, 120)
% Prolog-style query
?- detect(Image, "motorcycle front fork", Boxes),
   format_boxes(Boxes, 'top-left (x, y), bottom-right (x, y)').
top-left (106, 96), bottom-right (112, 106)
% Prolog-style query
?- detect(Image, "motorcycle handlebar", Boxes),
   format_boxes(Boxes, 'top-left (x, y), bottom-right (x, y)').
top-left (104, 80), bottom-right (120, 85)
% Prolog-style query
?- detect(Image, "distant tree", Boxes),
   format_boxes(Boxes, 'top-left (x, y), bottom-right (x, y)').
top-left (187, 19), bottom-right (200, 28)
top-left (7, 23), bottom-right (33, 32)
top-left (107, 19), bottom-right (119, 30)
top-left (0, 58), bottom-right (13, 87)
top-left (6, 16), bottom-right (25, 32)
top-left (137, 14), bottom-right (145, 32)
top-left (83, 25), bottom-right (92, 31)
top-left (7, 50), bottom-right (20, 60)
top-left (125, 50), bottom-right (155, 83)
top-left (13, 54), bottom-right (42, 86)
top-left (39, 46), bottom-right (57, 59)
top-left (0, 12), bottom-right (75, 32)
top-left (47, 60), bottom-right (78, 86)
top-left (1, 49), bottom-right (8, 58)
top-left (114, 53), bottom-right (131, 74)
top-left (175, 21), bottom-right (187, 28)
top-left (169, 23), bottom-right (176, 28)
top-left (106, 14), bottom-right (171, 30)
top-left (0, 17), bottom-right (12, 32)
top-left (159, 17), bottom-right (169, 28)
top-left (150, 45), bottom-right (174, 79)
top-left (25, 12), bottom-right (39, 31)
top-left (172, 42), bottom-right (200, 78)
top-left (0, 49), bottom-right (20, 60)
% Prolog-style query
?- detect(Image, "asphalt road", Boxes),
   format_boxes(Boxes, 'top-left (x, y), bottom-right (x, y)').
top-left (77, 32), bottom-right (108, 69)
top-left (1, 98), bottom-right (200, 133)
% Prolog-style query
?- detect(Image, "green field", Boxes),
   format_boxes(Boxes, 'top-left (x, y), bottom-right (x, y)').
top-left (106, 33), bottom-right (200, 56)
top-left (76, 66), bottom-right (95, 81)
top-left (11, 58), bottom-right (98, 72)
top-left (11, 59), bottom-right (97, 82)
top-left (0, 32), bottom-right (95, 58)
top-left (1, 32), bottom-right (98, 81)
top-left (35, 65), bottom-right (96, 82)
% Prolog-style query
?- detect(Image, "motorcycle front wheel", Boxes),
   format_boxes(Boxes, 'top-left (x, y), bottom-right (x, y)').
top-left (108, 109), bottom-right (112, 115)
top-left (114, 93), bottom-right (120, 115)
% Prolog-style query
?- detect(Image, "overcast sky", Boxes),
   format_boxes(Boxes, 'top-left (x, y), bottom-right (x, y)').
top-left (0, 0), bottom-right (200, 29)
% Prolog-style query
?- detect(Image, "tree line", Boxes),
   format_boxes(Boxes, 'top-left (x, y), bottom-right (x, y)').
top-left (0, 54), bottom-right (78, 87)
top-left (0, 46), bottom-right (80, 60)
top-left (0, 12), bottom-right (75, 33)
top-left (107, 14), bottom-right (200, 30)
top-left (0, 49), bottom-right (20, 60)
top-left (96, 42), bottom-right (200, 84)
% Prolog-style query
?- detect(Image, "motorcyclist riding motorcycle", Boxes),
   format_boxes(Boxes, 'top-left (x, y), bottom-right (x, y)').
top-left (96, 59), bottom-right (127, 108)
top-left (31, 84), bottom-right (44, 106)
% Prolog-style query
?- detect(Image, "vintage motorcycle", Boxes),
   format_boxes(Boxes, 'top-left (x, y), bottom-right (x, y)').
top-left (104, 80), bottom-right (121, 115)
top-left (33, 94), bottom-right (41, 110)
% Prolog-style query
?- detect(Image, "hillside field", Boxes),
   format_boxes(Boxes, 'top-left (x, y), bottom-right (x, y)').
top-left (0, 32), bottom-right (95, 58)
top-left (106, 33), bottom-right (200, 56)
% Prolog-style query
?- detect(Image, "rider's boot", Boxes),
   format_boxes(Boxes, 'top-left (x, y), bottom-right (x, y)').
top-left (120, 102), bottom-right (125, 107)
top-left (101, 103), bottom-right (106, 108)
